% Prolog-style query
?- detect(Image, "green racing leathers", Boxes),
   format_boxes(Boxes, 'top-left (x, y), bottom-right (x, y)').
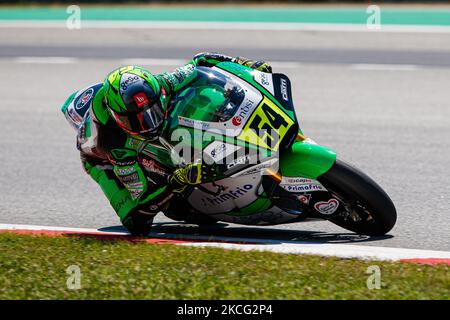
top-left (61, 52), bottom-right (272, 235)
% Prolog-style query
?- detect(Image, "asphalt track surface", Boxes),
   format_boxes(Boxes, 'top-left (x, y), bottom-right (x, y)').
top-left (0, 27), bottom-right (449, 251)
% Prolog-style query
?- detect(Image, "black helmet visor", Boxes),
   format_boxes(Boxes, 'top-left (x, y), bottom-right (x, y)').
top-left (111, 100), bottom-right (164, 136)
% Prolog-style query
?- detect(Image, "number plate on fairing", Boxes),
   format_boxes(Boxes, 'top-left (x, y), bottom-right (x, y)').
top-left (238, 97), bottom-right (295, 152)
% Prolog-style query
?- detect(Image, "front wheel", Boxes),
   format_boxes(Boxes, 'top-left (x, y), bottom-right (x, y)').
top-left (317, 160), bottom-right (397, 236)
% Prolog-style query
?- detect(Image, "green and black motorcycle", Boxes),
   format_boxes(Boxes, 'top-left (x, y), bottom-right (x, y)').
top-left (139, 62), bottom-right (397, 236)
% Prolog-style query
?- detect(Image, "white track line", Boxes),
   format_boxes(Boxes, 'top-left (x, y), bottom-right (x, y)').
top-left (13, 57), bottom-right (78, 64)
top-left (180, 242), bottom-right (450, 262)
top-left (2, 20), bottom-right (450, 33)
top-left (120, 58), bottom-right (186, 66)
top-left (350, 63), bottom-right (420, 71)
top-left (9, 57), bottom-right (423, 71)
top-left (121, 59), bottom-right (309, 69)
top-left (1, 223), bottom-right (449, 262)
top-left (0, 223), bottom-right (125, 235)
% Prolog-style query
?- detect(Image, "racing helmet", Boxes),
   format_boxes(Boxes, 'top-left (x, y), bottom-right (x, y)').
top-left (103, 66), bottom-right (165, 140)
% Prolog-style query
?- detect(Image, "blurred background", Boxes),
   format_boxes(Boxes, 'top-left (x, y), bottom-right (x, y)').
top-left (0, 1), bottom-right (449, 251)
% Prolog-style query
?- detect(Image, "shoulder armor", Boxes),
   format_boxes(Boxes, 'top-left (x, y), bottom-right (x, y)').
top-left (61, 83), bottom-right (103, 130)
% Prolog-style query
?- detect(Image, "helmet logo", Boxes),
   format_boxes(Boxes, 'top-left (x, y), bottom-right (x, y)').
top-left (133, 92), bottom-right (149, 108)
top-left (120, 75), bottom-right (139, 90)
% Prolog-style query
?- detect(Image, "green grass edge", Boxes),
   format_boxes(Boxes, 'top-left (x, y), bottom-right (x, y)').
top-left (0, 233), bottom-right (449, 299)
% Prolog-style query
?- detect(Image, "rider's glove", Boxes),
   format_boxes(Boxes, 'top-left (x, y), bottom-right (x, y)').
top-left (193, 52), bottom-right (234, 67)
top-left (169, 163), bottom-right (219, 193)
top-left (233, 56), bottom-right (273, 73)
top-left (122, 206), bottom-right (156, 236)
top-left (192, 52), bottom-right (272, 73)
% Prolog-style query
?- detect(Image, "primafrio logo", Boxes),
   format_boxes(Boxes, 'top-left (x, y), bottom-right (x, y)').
top-left (201, 184), bottom-right (253, 206)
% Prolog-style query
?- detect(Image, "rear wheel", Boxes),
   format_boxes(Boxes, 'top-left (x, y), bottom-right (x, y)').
top-left (317, 160), bottom-right (397, 236)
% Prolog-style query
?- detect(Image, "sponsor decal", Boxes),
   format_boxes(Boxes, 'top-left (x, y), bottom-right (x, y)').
top-left (281, 177), bottom-right (315, 185)
top-left (67, 108), bottom-right (83, 124)
top-left (231, 99), bottom-right (254, 127)
top-left (120, 74), bottom-right (139, 90)
top-left (297, 194), bottom-right (311, 205)
top-left (204, 141), bottom-right (237, 163)
top-left (115, 167), bottom-right (135, 175)
top-left (314, 199), bottom-right (339, 215)
top-left (133, 92), bottom-right (148, 108)
top-left (178, 117), bottom-right (210, 129)
top-left (129, 189), bottom-right (143, 200)
top-left (127, 181), bottom-right (145, 200)
top-left (210, 143), bottom-right (226, 159)
top-left (111, 160), bottom-right (135, 166)
top-left (232, 158), bottom-right (278, 177)
top-left (281, 184), bottom-right (326, 193)
top-left (201, 184), bottom-right (253, 206)
top-left (141, 158), bottom-right (167, 176)
top-left (280, 177), bottom-right (326, 193)
top-left (254, 72), bottom-right (274, 94)
top-left (260, 73), bottom-right (270, 86)
top-left (280, 78), bottom-right (289, 101)
top-left (226, 154), bottom-right (250, 169)
top-left (127, 182), bottom-right (144, 188)
top-left (232, 116), bottom-right (242, 126)
top-left (75, 88), bottom-right (94, 110)
top-left (121, 172), bottom-right (139, 183)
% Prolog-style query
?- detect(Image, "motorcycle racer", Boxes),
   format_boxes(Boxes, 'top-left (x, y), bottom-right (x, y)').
top-left (61, 52), bottom-right (272, 236)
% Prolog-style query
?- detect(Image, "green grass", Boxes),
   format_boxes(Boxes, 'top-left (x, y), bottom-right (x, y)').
top-left (0, 233), bottom-right (448, 299)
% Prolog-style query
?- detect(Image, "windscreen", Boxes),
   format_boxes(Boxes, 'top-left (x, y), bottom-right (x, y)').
top-left (171, 67), bottom-right (246, 123)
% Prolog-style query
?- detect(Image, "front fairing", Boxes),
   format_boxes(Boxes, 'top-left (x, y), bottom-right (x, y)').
top-left (163, 65), bottom-right (299, 168)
